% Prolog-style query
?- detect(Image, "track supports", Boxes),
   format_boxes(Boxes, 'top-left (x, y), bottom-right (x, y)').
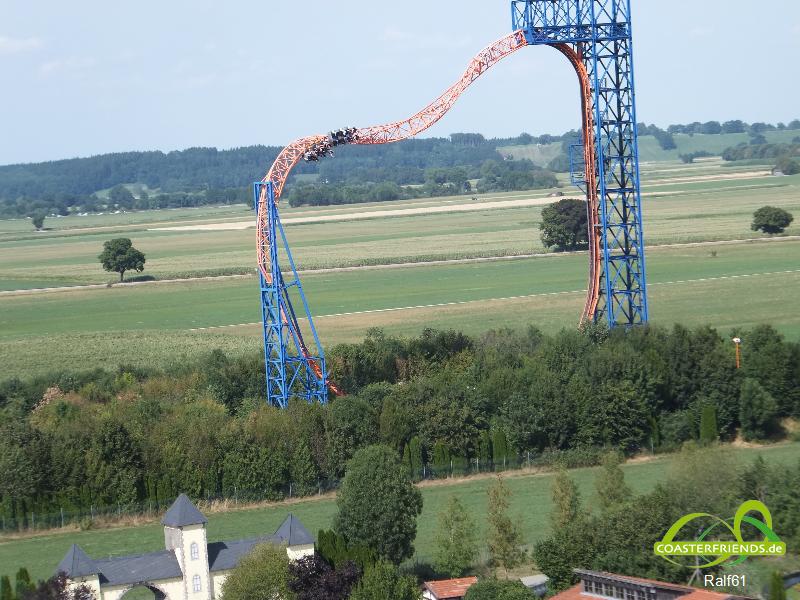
top-left (253, 182), bottom-right (328, 407)
top-left (513, 0), bottom-right (649, 327)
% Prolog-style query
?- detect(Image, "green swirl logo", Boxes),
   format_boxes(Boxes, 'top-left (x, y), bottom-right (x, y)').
top-left (654, 500), bottom-right (786, 568)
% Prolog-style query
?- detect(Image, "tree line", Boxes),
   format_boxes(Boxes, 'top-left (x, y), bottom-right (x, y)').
top-left (4, 119), bottom-right (797, 218)
top-left (1, 322), bottom-right (798, 525)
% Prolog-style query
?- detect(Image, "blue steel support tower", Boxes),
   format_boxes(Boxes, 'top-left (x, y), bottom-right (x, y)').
top-left (512, 0), bottom-right (649, 327)
top-left (253, 182), bottom-right (328, 407)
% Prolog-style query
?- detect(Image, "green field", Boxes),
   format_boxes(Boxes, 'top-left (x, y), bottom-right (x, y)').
top-left (1, 161), bottom-right (797, 288)
top-left (2, 236), bottom-right (800, 376)
top-left (1, 155), bottom-right (800, 376)
top-left (1, 442), bottom-right (798, 583)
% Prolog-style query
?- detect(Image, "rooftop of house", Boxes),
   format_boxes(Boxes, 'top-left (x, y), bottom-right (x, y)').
top-left (424, 576), bottom-right (479, 599)
top-left (551, 570), bottom-right (754, 600)
top-left (56, 495), bottom-right (313, 585)
top-left (161, 493), bottom-right (208, 528)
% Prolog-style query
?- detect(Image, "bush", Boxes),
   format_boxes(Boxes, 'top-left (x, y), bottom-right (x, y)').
top-left (751, 206), bottom-right (794, 234)
top-left (219, 544), bottom-right (293, 600)
top-left (348, 561), bottom-right (421, 600)
top-left (775, 156), bottom-right (800, 175)
top-left (465, 579), bottom-right (536, 600)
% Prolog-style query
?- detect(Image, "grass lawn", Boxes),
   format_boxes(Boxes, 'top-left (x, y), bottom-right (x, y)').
top-left (1, 442), bottom-right (798, 583)
top-left (2, 238), bottom-right (800, 376)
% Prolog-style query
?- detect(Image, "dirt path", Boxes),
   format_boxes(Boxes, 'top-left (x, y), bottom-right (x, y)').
top-left (645, 170), bottom-right (772, 186)
top-left (154, 195), bottom-right (586, 232)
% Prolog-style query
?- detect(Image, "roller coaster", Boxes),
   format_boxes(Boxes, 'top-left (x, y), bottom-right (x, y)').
top-left (254, 0), bottom-right (648, 407)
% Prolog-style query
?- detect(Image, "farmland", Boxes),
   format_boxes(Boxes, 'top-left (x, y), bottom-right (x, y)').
top-left (1, 159), bottom-right (799, 377)
top-left (1, 441), bottom-right (798, 583)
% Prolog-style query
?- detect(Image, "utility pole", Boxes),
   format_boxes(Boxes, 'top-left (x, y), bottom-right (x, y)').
top-left (732, 337), bottom-right (742, 369)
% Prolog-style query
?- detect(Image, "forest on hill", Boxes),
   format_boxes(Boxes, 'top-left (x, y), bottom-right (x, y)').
top-left (1, 119), bottom-right (797, 218)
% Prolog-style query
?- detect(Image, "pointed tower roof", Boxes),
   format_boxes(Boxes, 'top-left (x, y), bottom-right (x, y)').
top-left (273, 513), bottom-right (314, 546)
top-left (56, 544), bottom-right (98, 577)
top-left (161, 493), bottom-right (208, 528)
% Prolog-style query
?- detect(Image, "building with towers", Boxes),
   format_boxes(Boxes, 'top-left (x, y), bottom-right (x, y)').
top-left (56, 494), bottom-right (314, 599)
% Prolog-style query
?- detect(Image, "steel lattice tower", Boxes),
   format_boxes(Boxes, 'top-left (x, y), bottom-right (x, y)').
top-left (253, 182), bottom-right (328, 407)
top-left (513, 0), bottom-right (649, 327)
top-left (253, 1), bottom-right (649, 407)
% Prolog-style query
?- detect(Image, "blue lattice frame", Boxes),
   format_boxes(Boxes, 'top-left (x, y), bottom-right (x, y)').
top-left (512, 0), bottom-right (649, 327)
top-left (253, 182), bottom-right (328, 407)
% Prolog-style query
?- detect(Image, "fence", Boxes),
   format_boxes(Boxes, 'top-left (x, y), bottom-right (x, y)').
top-left (0, 447), bottom-right (606, 535)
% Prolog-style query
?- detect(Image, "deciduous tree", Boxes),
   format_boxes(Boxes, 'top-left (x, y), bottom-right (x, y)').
top-left (334, 445), bottom-right (423, 563)
top-left (739, 379), bottom-right (779, 441)
top-left (464, 579), bottom-right (536, 600)
top-left (540, 199), bottom-right (589, 250)
top-left (751, 206), bottom-right (793, 234)
top-left (595, 452), bottom-right (631, 511)
top-left (98, 238), bottom-right (145, 281)
top-left (551, 469), bottom-right (581, 530)
top-left (433, 495), bottom-right (479, 577)
top-left (287, 555), bottom-right (360, 600)
top-left (31, 211), bottom-right (45, 231)
top-left (219, 543), bottom-right (294, 600)
top-left (486, 477), bottom-right (526, 575)
top-left (23, 572), bottom-right (95, 599)
top-left (768, 571), bottom-right (786, 600)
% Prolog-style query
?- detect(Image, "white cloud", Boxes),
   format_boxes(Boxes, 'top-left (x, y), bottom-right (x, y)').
top-left (0, 35), bottom-right (42, 55)
top-left (39, 56), bottom-right (97, 75)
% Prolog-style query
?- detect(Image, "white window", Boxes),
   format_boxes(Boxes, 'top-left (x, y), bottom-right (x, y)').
top-left (190, 542), bottom-right (199, 560)
top-left (193, 575), bottom-right (201, 593)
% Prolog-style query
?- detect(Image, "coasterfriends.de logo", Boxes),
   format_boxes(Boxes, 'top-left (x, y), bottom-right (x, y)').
top-left (654, 500), bottom-right (785, 568)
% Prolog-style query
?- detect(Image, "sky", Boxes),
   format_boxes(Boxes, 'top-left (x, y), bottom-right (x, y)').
top-left (1, 1), bottom-right (799, 165)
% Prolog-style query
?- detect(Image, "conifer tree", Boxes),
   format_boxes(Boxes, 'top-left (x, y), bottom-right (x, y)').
top-left (479, 431), bottom-right (492, 468)
top-left (0, 576), bottom-right (13, 600)
top-left (699, 404), bottom-right (718, 444)
top-left (14, 569), bottom-right (33, 600)
top-left (492, 429), bottom-right (509, 469)
top-left (487, 477), bottom-right (526, 575)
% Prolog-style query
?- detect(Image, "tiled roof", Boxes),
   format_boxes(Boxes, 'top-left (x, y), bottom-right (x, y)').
top-left (161, 494), bottom-right (208, 528)
top-left (553, 572), bottom-right (737, 600)
top-left (57, 545), bottom-right (98, 578)
top-left (273, 514), bottom-right (314, 546)
top-left (93, 549), bottom-right (182, 586)
top-left (550, 583), bottom-right (585, 600)
top-left (682, 591), bottom-right (734, 600)
top-left (207, 536), bottom-right (277, 572)
top-left (576, 570), bottom-right (693, 592)
top-left (424, 577), bottom-right (479, 599)
top-left (208, 515), bottom-right (314, 572)
top-left (56, 498), bottom-right (315, 585)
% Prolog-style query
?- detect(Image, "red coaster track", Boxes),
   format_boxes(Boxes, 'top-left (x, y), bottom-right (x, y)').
top-left (256, 30), bottom-right (600, 395)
